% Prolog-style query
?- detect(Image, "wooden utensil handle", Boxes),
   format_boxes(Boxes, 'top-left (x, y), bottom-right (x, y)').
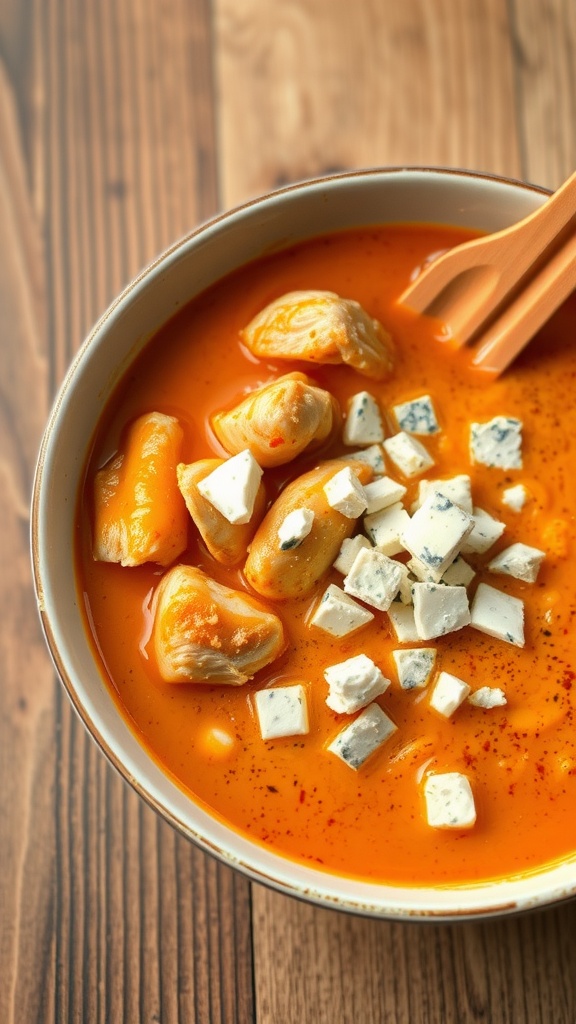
top-left (472, 228), bottom-right (576, 374)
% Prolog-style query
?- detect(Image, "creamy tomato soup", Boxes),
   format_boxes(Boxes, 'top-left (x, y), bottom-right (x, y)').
top-left (78, 225), bottom-right (576, 886)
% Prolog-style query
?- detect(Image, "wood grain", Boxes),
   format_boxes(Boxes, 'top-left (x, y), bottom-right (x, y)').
top-left (251, 893), bottom-right (576, 1023)
top-left (214, 0), bottom-right (522, 206)
top-left (2, 0), bottom-right (576, 1021)
top-left (1, 0), bottom-right (254, 1022)
top-left (509, 0), bottom-right (576, 189)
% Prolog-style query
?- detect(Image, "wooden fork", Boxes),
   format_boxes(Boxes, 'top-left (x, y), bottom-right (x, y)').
top-left (398, 171), bottom-right (576, 375)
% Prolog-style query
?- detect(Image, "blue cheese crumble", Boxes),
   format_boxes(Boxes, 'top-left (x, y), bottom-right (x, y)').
top-left (401, 490), bottom-right (473, 582)
top-left (324, 653), bottom-right (390, 714)
top-left (254, 685), bottom-right (309, 740)
top-left (412, 582), bottom-right (471, 640)
top-left (197, 448), bottom-right (263, 524)
top-left (343, 547), bottom-right (404, 611)
top-left (487, 542), bottom-right (545, 584)
top-left (310, 583), bottom-right (374, 637)
top-left (424, 772), bottom-right (476, 829)
top-left (342, 444), bottom-right (385, 476)
top-left (277, 507), bottom-right (314, 550)
top-left (343, 391), bottom-right (385, 445)
top-left (429, 671), bottom-right (471, 717)
top-left (468, 686), bottom-right (507, 709)
top-left (393, 394), bottom-right (440, 435)
top-left (470, 416), bottom-right (523, 470)
top-left (392, 648), bottom-right (436, 690)
top-left (364, 502), bottom-right (410, 556)
top-left (327, 703), bottom-right (397, 769)
top-left (470, 582), bottom-right (525, 647)
top-left (383, 431), bottom-right (435, 478)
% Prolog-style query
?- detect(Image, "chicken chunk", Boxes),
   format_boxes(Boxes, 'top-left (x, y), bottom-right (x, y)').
top-left (93, 411), bottom-right (188, 567)
top-left (177, 459), bottom-right (266, 566)
top-left (151, 564), bottom-right (286, 684)
top-left (241, 291), bottom-right (394, 380)
top-left (211, 372), bottom-right (340, 468)
top-left (244, 458), bottom-right (373, 600)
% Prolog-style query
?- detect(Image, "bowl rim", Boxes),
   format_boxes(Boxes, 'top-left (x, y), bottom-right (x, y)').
top-left (33, 165), bottom-right (576, 922)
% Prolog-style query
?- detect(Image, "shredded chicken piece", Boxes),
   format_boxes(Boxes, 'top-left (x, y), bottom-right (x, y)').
top-left (93, 411), bottom-right (187, 567)
top-left (177, 459), bottom-right (266, 566)
top-left (151, 564), bottom-right (286, 684)
top-left (212, 372), bottom-right (340, 468)
top-left (244, 458), bottom-right (373, 600)
top-left (241, 291), bottom-right (394, 380)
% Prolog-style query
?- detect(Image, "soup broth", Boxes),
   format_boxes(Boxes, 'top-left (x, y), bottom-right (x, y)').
top-left (78, 225), bottom-right (576, 885)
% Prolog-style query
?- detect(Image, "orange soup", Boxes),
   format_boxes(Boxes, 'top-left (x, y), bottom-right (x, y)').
top-left (77, 225), bottom-right (576, 886)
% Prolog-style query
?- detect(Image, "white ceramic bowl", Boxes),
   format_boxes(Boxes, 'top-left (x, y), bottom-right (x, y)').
top-left (32, 167), bottom-right (576, 920)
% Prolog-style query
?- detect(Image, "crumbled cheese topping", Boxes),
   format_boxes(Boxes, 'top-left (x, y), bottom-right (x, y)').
top-left (277, 507), bottom-right (314, 550)
top-left (343, 391), bottom-right (385, 445)
top-left (393, 394), bottom-right (440, 435)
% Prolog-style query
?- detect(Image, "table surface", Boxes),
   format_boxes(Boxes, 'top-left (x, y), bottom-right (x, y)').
top-left (3, 1), bottom-right (576, 1021)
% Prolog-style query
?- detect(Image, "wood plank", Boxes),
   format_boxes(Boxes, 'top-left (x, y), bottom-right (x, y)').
top-left (0, 27), bottom-right (55, 1024)
top-left (215, 0), bottom-right (522, 208)
top-left (251, 892), bottom-right (576, 1023)
top-left (1, 0), bottom-right (256, 1021)
top-left (509, 0), bottom-right (576, 189)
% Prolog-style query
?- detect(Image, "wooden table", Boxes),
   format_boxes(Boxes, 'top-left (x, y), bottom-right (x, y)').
top-left (3, 1), bottom-right (576, 1020)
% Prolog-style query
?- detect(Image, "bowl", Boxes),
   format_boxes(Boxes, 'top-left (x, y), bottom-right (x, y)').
top-left (32, 167), bottom-right (576, 920)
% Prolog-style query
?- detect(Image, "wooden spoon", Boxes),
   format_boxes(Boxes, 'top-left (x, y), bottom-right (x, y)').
top-left (398, 171), bottom-right (576, 375)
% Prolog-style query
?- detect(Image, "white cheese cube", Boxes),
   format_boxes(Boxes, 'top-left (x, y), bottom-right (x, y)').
top-left (424, 772), bottom-right (476, 829)
top-left (364, 502), bottom-right (410, 556)
top-left (277, 507), bottom-right (314, 550)
top-left (470, 416), bottom-right (523, 469)
top-left (255, 685), bottom-right (309, 740)
top-left (310, 584), bottom-right (374, 637)
top-left (324, 467), bottom-right (368, 518)
top-left (429, 670), bottom-right (471, 717)
top-left (412, 474), bottom-right (473, 514)
top-left (324, 654), bottom-right (390, 714)
top-left (470, 583), bottom-right (525, 647)
top-left (327, 703), bottom-right (397, 770)
top-left (363, 476), bottom-right (407, 514)
top-left (502, 483), bottom-right (528, 512)
top-left (383, 431), bottom-right (435, 478)
top-left (441, 556), bottom-right (476, 587)
top-left (401, 491), bottom-right (473, 582)
top-left (406, 556), bottom-right (436, 583)
top-left (460, 506), bottom-right (505, 554)
top-left (393, 394), bottom-right (440, 435)
top-left (392, 648), bottom-right (436, 690)
top-left (397, 563), bottom-right (414, 604)
top-left (487, 542), bottom-right (545, 583)
top-left (468, 686), bottom-right (507, 708)
top-left (333, 535), bottom-right (372, 574)
top-left (343, 548), bottom-right (403, 611)
top-left (197, 449), bottom-right (263, 525)
top-left (387, 603), bottom-right (420, 642)
top-left (343, 391), bottom-right (385, 445)
top-left (343, 444), bottom-right (385, 476)
top-left (412, 582), bottom-right (471, 640)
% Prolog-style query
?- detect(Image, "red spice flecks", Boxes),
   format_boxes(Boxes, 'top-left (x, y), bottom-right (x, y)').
top-left (536, 762), bottom-right (546, 777)
top-left (299, 789), bottom-right (306, 804)
top-left (483, 740), bottom-right (491, 752)
top-left (269, 436), bottom-right (285, 448)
